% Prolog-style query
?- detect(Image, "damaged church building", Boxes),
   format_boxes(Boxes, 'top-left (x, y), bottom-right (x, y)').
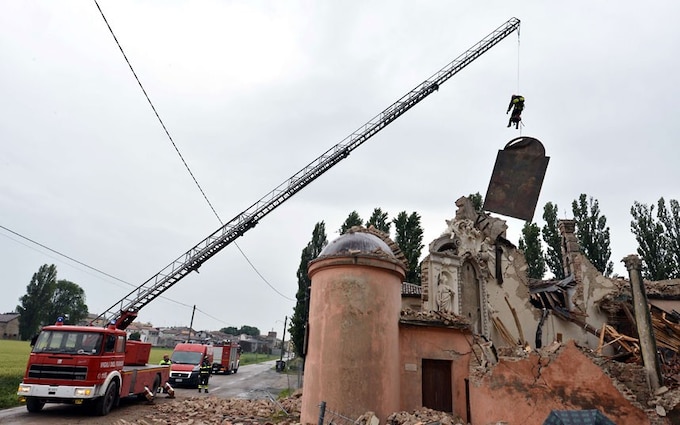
top-left (299, 196), bottom-right (680, 425)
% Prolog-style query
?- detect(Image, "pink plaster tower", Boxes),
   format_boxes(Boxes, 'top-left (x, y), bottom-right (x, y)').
top-left (300, 229), bottom-right (406, 424)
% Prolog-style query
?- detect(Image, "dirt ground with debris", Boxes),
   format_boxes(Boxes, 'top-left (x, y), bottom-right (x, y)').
top-left (1, 390), bottom-right (468, 425)
top-left (110, 392), bottom-right (468, 425)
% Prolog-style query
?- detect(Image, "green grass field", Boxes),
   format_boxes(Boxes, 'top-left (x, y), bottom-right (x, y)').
top-left (0, 340), bottom-right (31, 409)
top-left (148, 348), bottom-right (278, 366)
top-left (0, 341), bottom-right (281, 410)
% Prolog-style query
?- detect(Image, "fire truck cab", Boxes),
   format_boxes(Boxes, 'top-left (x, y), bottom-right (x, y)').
top-left (17, 318), bottom-right (170, 416)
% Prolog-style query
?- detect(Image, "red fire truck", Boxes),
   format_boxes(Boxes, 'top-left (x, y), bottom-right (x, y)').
top-left (211, 340), bottom-right (241, 375)
top-left (17, 315), bottom-right (171, 416)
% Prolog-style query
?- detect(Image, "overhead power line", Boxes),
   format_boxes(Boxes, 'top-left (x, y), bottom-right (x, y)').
top-left (92, 0), bottom-right (293, 302)
top-left (0, 224), bottom-right (235, 325)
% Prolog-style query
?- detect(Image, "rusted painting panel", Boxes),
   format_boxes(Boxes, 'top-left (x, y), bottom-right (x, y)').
top-left (483, 137), bottom-right (549, 222)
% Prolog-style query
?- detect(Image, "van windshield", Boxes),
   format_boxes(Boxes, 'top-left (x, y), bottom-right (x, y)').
top-left (171, 351), bottom-right (203, 365)
top-left (33, 331), bottom-right (103, 355)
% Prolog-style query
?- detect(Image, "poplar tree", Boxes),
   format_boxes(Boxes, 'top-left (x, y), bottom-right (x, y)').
top-left (339, 211), bottom-right (363, 234)
top-left (519, 222), bottom-right (546, 279)
top-left (630, 198), bottom-right (680, 280)
top-left (366, 208), bottom-right (391, 234)
top-left (571, 194), bottom-right (613, 276)
top-left (393, 211), bottom-right (424, 284)
top-left (542, 202), bottom-right (565, 279)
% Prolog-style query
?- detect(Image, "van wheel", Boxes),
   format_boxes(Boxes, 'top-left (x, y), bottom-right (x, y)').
top-left (94, 381), bottom-right (118, 416)
top-left (26, 397), bottom-right (45, 413)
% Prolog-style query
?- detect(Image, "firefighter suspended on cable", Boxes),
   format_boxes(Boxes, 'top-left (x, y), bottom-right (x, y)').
top-left (506, 94), bottom-right (524, 129)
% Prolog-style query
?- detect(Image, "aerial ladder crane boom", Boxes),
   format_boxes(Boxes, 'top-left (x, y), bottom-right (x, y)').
top-left (95, 17), bottom-right (521, 330)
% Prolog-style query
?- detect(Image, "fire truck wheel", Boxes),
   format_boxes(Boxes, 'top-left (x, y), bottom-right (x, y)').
top-left (151, 375), bottom-right (161, 395)
top-left (25, 397), bottom-right (45, 413)
top-left (94, 381), bottom-right (118, 416)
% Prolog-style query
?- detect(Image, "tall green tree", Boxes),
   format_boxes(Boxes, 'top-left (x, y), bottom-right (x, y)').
top-left (542, 202), bottom-right (565, 279)
top-left (290, 222), bottom-right (327, 358)
top-left (16, 264), bottom-right (58, 340)
top-left (237, 325), bottom-right (261, 337)
top-left (657, 198), bottom-right (680, 277)
top-left (339, 211), bottom-right (363, 234)
top-left (46, 280), bottom-right (88, 325)
top-left (571, 194), bottom-right (613, 276)
top-left (393, 211), bottom-right (424, 284)
top-left (366, 208), bottom-right (391, 234)
top-left (630, 198), bottom-right (680, 280)
top-left (630, 200), bottom-right (670, 280)
top-left (220, 326), bottom-right (238, 335)
top-left (468, 192), bottom-right (484, 213)
top-left (519, 222), bottom-right (546, 279)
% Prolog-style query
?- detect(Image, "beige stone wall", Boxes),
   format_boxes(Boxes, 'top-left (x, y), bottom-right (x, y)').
top-left (484, 245), bottom-right (537, 347)
top-left (398, 324), bottom-right (471, 420)
top-left (419, 201), bottom-right (623, 353)
top-left (487, 244), bottom-right (614, 352)
top-left (401, 296), bottom-right (421, 311)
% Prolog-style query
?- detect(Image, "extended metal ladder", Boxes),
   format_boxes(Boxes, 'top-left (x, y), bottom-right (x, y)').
top-left (95, 17), bottom-right (521, 329)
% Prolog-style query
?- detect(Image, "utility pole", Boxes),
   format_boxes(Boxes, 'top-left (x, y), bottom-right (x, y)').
top-left (279, 316), bottom-right (288, 362)
top-left (188, 304), bottom-right (196, 343)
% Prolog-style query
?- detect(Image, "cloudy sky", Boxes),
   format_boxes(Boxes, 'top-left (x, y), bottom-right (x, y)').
top-left (2, 1), bottom-right (679, 336)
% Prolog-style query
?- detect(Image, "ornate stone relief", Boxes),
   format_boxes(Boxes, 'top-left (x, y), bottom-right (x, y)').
top-left (420, 196), bottom-right (509, 338)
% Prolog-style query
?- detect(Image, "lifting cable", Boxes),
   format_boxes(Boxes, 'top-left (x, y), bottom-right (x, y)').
top-left (516, 27), bottom-right (523, 135)
top-left (516, 26), bottom-right (521, 94)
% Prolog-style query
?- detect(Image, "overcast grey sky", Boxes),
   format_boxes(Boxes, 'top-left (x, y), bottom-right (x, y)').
top-left (2, 1), bottom-right (679, 335)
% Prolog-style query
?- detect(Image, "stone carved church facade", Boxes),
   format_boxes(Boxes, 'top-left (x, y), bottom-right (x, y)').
top-left (420, 196), bottom-right (516, 341)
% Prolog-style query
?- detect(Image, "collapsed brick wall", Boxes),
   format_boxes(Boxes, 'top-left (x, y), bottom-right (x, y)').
top-left (468, 340), bottom-right (651, 425)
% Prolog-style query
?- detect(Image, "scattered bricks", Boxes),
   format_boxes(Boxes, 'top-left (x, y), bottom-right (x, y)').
top-left (355, 411), bottom-right (380, 425)
top-left (113, 393), bottom-right (303, 425)
top-left (386, 407), bottom-right (465, 425)
top-left (656, 404), bottom-right (667, 417)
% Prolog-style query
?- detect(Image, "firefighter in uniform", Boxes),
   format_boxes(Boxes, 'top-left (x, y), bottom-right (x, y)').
top-left (159, 354), bottom-right (172, 365)
top-left (198, 356), bottom-right (211, 393)
top-left (506, 94), bottom-right (525, 129)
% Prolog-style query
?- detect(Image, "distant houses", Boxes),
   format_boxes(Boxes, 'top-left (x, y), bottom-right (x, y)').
top-left (6, 310), bottom-right (284, 351)
top-left (0, 312), bottom-right (20, 340)
top-left (123, 322), bottom-right (282, 352)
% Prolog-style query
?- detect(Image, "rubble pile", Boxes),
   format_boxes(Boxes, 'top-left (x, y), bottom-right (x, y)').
top-left (386, 407), bottom-right (466, 425)
top-left (111, 394), bottom-right (471, 425)
top-left (114, 391), bottom-right (302, 425)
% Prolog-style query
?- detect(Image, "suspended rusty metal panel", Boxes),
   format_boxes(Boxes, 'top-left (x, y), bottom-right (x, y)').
top-left (483, 137), bottom-right (549, 222)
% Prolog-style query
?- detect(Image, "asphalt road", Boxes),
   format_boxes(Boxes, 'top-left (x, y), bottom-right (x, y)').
top-left (0, 360), bottom-right (301, 425)
top-left (173, 359), bottom-right (301, 399)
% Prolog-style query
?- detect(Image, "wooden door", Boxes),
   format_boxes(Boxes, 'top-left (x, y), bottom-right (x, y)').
top-left (422, 359), bottom-right (452, 412)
